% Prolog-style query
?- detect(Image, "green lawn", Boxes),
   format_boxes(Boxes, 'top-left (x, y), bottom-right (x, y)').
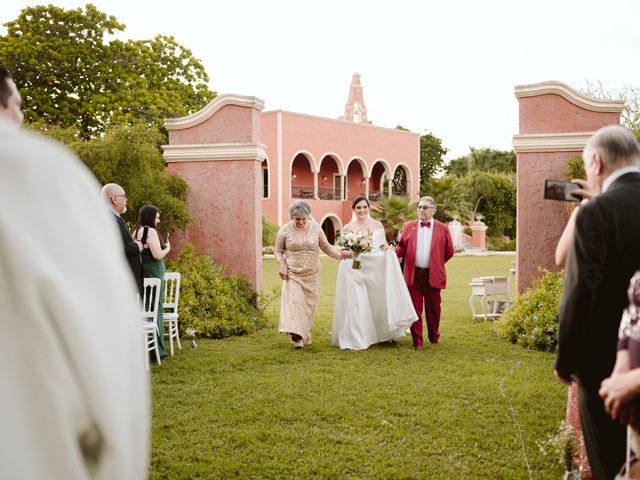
top-left (150, 255), bottom-right (566, 479)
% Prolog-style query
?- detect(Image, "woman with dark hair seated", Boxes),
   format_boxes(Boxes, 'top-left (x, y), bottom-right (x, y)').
top-left (135, 204), bottom-right (171, 359)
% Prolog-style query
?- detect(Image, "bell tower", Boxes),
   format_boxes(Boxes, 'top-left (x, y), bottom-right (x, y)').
top-left (340, 72), bottom-right (370, 124)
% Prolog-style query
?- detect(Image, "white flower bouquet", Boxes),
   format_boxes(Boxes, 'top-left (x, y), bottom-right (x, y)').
top-left (336, 229), bottom-right (373, 269)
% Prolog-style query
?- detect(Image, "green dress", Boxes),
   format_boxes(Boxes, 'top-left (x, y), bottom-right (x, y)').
top-left (142, 248), bottom-right (167, 358)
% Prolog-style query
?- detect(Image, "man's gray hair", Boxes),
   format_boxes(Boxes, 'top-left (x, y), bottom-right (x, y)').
top-left (418, 196), bottom-right (436, 207)
top-left (586, 124), bottom-right (640, 168)
top-left (289, 200), bottom-right (312, 217)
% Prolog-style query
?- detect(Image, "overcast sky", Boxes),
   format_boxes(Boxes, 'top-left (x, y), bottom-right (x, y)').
top-left (4, 0), bottom-right (640, 159)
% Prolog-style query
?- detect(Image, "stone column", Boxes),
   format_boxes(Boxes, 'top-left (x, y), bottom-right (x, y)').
top-left (313, 171), bottom-right (319, 200)
top-left (448, 220), bottom-right (463, 249)
top-left (364, 177), bottom-right (369, 199)
top-left (469, 220), bottom-right (487, 250)
top-left (163, 94), bottom-right (265, 291)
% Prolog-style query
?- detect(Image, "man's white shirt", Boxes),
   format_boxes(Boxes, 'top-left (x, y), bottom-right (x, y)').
top-left (415, 220), bottom-right (433, 269)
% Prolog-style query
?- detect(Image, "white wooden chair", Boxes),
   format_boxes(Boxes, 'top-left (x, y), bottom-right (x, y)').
top-left (163, 272), bottom-right (182, 357)
top-left (469, 275), bottom-right (511, 321)
top-left (141, 277), bottom-right (162, 370)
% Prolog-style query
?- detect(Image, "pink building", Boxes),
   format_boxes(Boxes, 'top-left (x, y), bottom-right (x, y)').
top-left (163, 74), bottom-right (420, 290)
top-left (261, 73), bottom-right (420, 242)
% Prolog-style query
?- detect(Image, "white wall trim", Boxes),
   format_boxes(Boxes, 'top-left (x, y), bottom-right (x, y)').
top-left (162, 143), bottom-right (267, 162)
top-left (514, 81), bottom-right (625, 113)
top-left (290, 150), bottom-right (319, 174)
top-left (512, 132), bottom-right (594, 153)
top-left (393, 162), bottom-right (413, 183)
top-left (164, 94), bottom-right (265, 130)
top-left (318, 213), bottom-right (343, 230)
top-left (319, 151), bottom-right (345, 175)
top-left (369, 158), bottom-right (392, 178)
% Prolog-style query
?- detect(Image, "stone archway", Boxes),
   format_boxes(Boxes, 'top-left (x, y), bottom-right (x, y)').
top-left (320, 214), bottom-right (342, 244)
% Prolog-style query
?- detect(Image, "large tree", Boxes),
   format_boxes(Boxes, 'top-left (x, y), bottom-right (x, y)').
top-left (395, 126), bottom-right (447, 193)
top-left (0, 3), bottom-right (215, 135)
top-left (445, 147), bottom-right (516, 177)
top-left (37, 121), bottom-right (190, 231)
top-left (582, 81), bottom-right (640, 136)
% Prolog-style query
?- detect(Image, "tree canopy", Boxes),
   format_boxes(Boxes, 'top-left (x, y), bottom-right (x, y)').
top-left (395, 125), bottom-right (448, 192)
top-left (444, 147), bottom-right (516, 177)
top-left (0, 3), bottom-right (215, 135)
top-left (36, 121), bottom-right (190, 231)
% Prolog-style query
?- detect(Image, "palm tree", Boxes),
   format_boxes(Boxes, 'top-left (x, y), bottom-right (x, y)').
top-left (370, 195), bottom-right (417, 244)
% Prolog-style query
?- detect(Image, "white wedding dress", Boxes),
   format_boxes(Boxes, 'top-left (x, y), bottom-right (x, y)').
top-left (331, 229), bottom-right (417, 350)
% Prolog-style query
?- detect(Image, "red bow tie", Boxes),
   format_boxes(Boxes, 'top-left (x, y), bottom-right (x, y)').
top-left (420, 221), bottom-right (431, 228)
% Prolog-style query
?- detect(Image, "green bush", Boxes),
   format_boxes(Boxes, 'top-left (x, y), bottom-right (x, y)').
top-left (166, 245), bottom-right (267, 339)
top-left (493, 269), bottom-right (564, 352)
top-left (565, 155), bottom-right (586, 181)
top-left (262, 213), bottom-right (278, 247)
top-left (487, 236), bottom-right (515, 251)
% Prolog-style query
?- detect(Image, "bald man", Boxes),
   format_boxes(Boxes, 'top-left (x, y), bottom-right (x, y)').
top-left (101, 183), bottom-right (143, 294)
top-left (0, 63), bottom-right (149, 479)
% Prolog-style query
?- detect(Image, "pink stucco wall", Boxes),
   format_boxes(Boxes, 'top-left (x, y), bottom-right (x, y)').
top-left (168, 160), bottom-right (262, 290)
top-left (515, 85), bottom-right (622, 292)
top-left (519, 94), bottom-right (621, 134)
top-left (164, 96), bottom-right (264, 291)
top-left (261, 110), bottom-right (420, 227)
top-left (516, 150), bottom-right (579, 290)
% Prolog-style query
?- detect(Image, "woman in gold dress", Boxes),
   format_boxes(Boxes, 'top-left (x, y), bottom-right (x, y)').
top-left (275, 201), bottom-right (348, 348)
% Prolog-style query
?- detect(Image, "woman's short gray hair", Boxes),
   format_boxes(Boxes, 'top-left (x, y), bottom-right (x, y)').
top-left (289, 201), bottom-right (311, 218)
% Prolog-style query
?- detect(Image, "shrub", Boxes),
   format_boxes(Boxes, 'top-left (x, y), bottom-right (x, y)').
top-left (487, 236), bottom-right (515, 251)
top-left (493, 269), bottom-right (564, 352)
top-left (565, 155), bottom-right (585, 181)
top-left (166, 244), bottom-right (267, 339)
top-left (262, 213), bottom-right (278, 247)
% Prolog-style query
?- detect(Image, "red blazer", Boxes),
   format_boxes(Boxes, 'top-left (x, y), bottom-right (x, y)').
top-left (395, 219), bottom-right (454, 289)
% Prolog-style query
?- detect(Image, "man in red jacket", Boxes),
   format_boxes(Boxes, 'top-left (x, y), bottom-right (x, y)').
top-left (395, 196), bottom-right (454, 349)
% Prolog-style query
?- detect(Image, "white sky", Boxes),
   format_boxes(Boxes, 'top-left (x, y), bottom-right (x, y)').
top-left (4, 0), bottom-right (640, 159)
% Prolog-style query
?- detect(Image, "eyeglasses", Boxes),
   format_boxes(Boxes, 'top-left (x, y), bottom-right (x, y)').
top-left (417, 205), bottom-right (435, 210)
top-left (113, 194), bottom-right (127, 200)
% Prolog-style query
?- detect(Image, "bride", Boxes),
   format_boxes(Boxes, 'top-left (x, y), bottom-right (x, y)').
top-left (331, 195), bottom-right (417, 350)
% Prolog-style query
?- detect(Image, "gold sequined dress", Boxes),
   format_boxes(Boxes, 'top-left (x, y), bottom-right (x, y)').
top-left (275, 221), bottom-right (339, 345)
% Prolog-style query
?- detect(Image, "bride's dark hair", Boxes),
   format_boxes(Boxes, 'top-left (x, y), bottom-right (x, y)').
top-left (351, 195), bottom-right (370, 210)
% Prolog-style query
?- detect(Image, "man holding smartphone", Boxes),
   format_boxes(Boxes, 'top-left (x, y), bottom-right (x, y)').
top-left (555, 124), bottom-right (640, 479)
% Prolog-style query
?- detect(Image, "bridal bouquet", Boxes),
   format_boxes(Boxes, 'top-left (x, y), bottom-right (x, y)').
top-left (337, 229), bottom-right (373, 269)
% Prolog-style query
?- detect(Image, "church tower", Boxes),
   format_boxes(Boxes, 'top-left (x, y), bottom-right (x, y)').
top-left (339, 73), bottom-right (370, 124)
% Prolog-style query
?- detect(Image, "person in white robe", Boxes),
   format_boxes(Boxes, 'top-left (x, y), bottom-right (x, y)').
top-left (0, 64), bottom-right (149, 479)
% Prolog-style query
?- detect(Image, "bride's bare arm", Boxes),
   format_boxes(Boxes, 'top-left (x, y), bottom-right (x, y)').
top-left (319, 229), bottom-right (348, 260)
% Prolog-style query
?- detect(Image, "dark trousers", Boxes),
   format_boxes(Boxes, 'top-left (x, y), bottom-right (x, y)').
top-left (408, 267), bottom-right (442, 348)
top-left (578, 383), bottom-right (626, 479)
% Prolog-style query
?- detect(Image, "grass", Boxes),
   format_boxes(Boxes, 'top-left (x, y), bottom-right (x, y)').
top-left (150, 255), bottom-right (567, 479)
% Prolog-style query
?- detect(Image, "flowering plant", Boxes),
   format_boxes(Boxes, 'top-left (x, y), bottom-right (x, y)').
top-left (185, 328), bottom-right (198, 349)
top-left (336, 229), bottom-right (373, 269)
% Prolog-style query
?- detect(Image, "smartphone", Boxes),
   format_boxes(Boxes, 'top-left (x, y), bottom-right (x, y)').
top-left (544, 179), bottom-right (581, 202)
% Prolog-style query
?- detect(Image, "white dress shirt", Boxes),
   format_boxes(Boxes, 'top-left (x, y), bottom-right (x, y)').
top-left (415, 220), bottom-right (433, 268)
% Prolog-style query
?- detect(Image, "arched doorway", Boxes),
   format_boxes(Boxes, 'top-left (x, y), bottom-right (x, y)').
top-left (392, 164), bottom-right (409, 196)
top-left (320, 215), bottom-right (342, 245)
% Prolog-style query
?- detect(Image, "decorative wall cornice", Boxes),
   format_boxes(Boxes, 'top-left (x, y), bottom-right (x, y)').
top-left (512, 132), bottom-right (593, 153)
top-left (162, 143), bottom-right (267, 162)
top-left (164, 94), bottom-right (265, 130)
top-left (514, 81), bottom-right (624, 113)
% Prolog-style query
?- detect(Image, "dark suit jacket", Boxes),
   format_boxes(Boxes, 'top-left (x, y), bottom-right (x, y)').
top-left (113, 213), bottom-right (143, 294)
top-left (395, 219), bottom-right (454, 289)
top-left (556, 171), bottom-right (640, 388)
